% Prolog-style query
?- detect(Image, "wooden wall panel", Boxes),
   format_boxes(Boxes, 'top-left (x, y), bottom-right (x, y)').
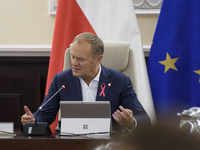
top-left (0, 57), bottom-right (49, 103)
top-left (0, 75), bottom-right (41, 129)
top-left (0, 94), bottom-right (21, 129)
top-left (0, 57), bottom-right (49, 129)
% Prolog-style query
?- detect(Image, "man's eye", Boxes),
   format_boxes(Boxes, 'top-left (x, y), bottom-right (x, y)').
top-left (79, 58), bottom-right (85, 61)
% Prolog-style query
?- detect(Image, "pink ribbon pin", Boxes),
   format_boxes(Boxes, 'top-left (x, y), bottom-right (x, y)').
top-left (99, 83), bottom-right (106, 97)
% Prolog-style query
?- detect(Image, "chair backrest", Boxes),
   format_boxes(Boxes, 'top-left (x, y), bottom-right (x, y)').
top-left (63, 41), bottom-right (138, 94)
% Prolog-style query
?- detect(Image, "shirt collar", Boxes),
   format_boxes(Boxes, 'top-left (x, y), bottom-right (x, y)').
top-left (79, 64), bottom-right (101, 82)
top-left (93, 64), bottom-right (101, 82)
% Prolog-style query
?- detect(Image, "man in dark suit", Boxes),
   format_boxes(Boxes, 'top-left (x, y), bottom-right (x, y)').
top-left (21, 32), bottom-right (150, 133)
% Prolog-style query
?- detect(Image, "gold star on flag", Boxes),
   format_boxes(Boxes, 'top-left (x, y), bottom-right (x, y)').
top-left (159, 53), bottom-right (179, 73)
top-left (194, 70), bottom-right (200, 83)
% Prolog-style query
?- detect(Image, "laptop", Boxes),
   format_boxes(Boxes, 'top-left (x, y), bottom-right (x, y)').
top-left (60, 101), bottom-right (111, 136)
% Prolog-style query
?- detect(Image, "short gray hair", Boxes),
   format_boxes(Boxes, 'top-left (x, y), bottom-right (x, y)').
top-left (73, 32), bottom-right (104, 58)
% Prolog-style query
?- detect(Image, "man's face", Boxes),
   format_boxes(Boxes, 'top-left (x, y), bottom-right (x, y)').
top-left (70, 40), bottom-right (102, 83)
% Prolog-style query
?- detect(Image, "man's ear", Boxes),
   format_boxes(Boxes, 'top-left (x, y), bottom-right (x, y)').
top-left (95, 55), bottom-right (103, 66)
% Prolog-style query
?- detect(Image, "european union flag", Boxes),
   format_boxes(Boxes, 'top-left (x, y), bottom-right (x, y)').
top-left (147, 0), bottom-right (200, 122)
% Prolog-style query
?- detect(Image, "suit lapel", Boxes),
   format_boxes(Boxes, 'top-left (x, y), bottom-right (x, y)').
top-left (96, 65), bottom-right (112, 101)
top-left (67, 72), bottom-right (82, 101)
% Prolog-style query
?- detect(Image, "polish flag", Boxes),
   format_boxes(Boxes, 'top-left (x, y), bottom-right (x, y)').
top-left (47, 0), bottom-right (156, 132)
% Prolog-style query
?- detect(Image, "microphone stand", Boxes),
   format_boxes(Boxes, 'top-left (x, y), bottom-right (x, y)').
top-left (23, 84), bottom-right (66, 135)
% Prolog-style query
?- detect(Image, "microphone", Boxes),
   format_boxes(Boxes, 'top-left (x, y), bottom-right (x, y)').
top-left (34, 84), bottom-right (67, 125)
top-left (23, 83), bottom-right (67, 136)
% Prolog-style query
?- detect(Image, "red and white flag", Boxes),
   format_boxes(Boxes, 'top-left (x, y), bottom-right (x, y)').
top-left (47, 0), bottom-right (156, 132)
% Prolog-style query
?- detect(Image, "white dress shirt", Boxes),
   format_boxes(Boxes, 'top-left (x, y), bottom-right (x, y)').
top-left (79, 65), bottom-right (101, 102)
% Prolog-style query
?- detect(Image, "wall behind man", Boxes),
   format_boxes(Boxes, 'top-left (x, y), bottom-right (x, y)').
top-left (0, 0), bottom-right (55, 46)
top-left (137, 15), bottom-right (158, 46)
top-left (0, 0), bottom-right (158, 48)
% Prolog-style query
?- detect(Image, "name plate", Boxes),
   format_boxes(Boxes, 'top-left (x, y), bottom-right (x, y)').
top-left (0, 122), bottom-right (14, 135)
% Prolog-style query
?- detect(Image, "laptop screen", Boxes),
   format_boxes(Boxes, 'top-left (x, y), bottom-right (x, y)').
top-left (60, 101), bottom-right (111, 135)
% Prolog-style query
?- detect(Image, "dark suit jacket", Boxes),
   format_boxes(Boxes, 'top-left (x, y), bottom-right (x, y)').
top-left (34, 64), bottom-right (150, 133)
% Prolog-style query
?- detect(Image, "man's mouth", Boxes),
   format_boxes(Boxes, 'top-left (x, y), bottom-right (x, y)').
top-left (72, 67), bottom-right (80, 72)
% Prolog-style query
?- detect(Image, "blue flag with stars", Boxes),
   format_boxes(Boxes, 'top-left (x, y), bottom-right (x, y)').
top-left (147, 0), bottom-right (200, 121)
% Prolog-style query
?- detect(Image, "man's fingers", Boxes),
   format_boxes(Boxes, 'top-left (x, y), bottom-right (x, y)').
top-left (114, 110), bottom-right (124, 119)
top-left (22, 115), bottom-right (35, 121)
top-left (113, 106), bottom-right (135, 128)
top-left (113, 110), bottom-right (127, 123)
top-left (24, 105), bottom-right (32, 116)
top-left (21, 114), bottom-right (35, 126)
top-left (119, 106), bottom-right (125, 112)
top-left (119, 106), bottom-right (132, 117)
top-left (112, 113), bottom-right (122, 126)
top-left (21, 105), bottom-right (35, 126)
top-left (22, 117), bottom-right (35, 123)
